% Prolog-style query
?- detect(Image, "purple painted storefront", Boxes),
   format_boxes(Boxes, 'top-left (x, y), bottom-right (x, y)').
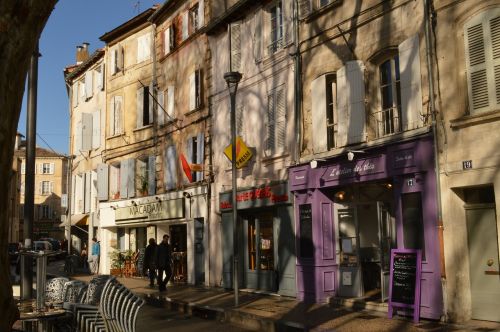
top-left (289, 137), bottom-right (443, 320)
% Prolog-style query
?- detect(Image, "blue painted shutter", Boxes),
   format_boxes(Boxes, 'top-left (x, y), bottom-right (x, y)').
top-left (148, 155), bottom-right (156, 196)
top-left (120, 160), bottom-right (128, 199)
top-left (97, 163), bottom-right (108, 201)
top-left (164, 146), bottom-right (177, 190)
top-left (127, 158), bottom-right (135, 198)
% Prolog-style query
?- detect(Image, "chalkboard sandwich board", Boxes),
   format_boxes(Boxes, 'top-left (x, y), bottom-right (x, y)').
top-left (388, 249), bottom-right (422, 323)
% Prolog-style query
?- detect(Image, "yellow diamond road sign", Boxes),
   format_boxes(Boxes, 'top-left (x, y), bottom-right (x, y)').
top-left (224, 136), bottom-right (253, 169)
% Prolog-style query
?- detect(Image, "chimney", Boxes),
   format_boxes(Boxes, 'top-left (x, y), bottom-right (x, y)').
top-left (76, 43), bottom-right (90, 64)
top-left (76, 45), bottom-right (84, 64)
top-left (14, 133), bottom-right (23, 151)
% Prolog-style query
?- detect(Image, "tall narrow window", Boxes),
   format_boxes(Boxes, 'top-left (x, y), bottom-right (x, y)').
top-left (109, 163), bottom-right (121, 200)
top-left (377, 56), bottom-right (402, 136)
top-left (326, 74), bottom-right (337, 150)
top-left (137, 86), bottom-right (152, 127)
top-left (269, 1), bottom-right (283, 54)
top-left (189, 4), bottom-right (199, 34)
top-left (402, 192), bottom-right (425, 260)
top-left (266, 87), bottom-right (286, 155)
top-left (110, 96), bottom-right (123, 136)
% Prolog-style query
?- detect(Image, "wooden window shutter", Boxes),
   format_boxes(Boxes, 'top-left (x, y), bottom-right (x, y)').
top-left (85, 71), bottom-right (93, 99)
top-left (253, 10), bottom-right (262, 62)
top-left (75, 115), bottom-right (83, 152)
top-left (91, 170), bottom-right (97, 212)
top-left (127, 158), bottom-right (135, 198)
top-left (298, 0), bottom-right (311, 19)
top-left (196, 70), bottom-right (202, 108)
top-left (148, 83), bottom-right (154, 125)
top-left (266, 93), bottom-right (276, 154)
top-left (157, 90), bottom-right (165, 126)
top-left (189, 72), bottom-right (196, 111)
top-left (167, 86), bottom-right (175, 119)
top-left (97, 163), bottom-right (109, 201)
top-left (489, 15), bottom-right (500, 106)
top-left (283, 0), bottom-right (293, 46)
top-left (230, 22), bottom-right (242, 72)
top-left (97, 64), bottom-right (104, 90)
top-left (148, 155), bottom-right (156, 196)
top-left (137, 86), bottom-right (145, 128)
top-left (311, 75), bottom-right (329, 153)
top-left (182, 11), bottom-right (189, 41)
top-left (49, 163), bottom-right (55, 174)
top-left (276, 88), bottom-right (286, 150)
top-left (336, 65), bottom-right (348, 147)
top-left (196, 132), bottom-right (204, 181)
top-left (81, 112), bottom-right (93, 151)
top-left (120, 160), bottom-right (128, 199)
top-left (92, 110), bottom-right (100, 149)
top-left (198, 0), bottom-right (204, 28)
top-left (164, 145), bottom-right (178, 190)
top-left (80, 80), bottom-right (86, 102)
top-left (399, 35), bottom-right (423, 130)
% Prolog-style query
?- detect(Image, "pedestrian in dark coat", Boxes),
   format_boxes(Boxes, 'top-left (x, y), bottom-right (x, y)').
top-left (144, 238), bottom-right (157, 287)
top-left (156, 234), bottom-right (172, 292)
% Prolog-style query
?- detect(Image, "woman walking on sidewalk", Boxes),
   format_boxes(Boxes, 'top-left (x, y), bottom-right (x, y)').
top-left (156, 234), bottom-right (172, 292)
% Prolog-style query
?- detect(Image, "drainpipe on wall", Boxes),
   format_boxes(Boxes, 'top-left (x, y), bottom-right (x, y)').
top-left (293, 0), bottom-right (302, 165)
top-left (423, 0), bottom-right (447, 322)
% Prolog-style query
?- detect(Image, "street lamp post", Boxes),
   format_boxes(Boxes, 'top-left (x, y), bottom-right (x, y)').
top-left (224, 71), bottom-right (242, 307)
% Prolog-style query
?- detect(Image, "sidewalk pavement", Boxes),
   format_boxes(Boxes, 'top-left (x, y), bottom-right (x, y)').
top-left (72, 274), bottom-right (500, 332)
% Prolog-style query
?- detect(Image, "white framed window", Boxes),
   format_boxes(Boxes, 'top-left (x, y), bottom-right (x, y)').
top-left (266, 87), bottom-right (286, 155)
top-left (189, 70), bottom-right (202, 111)
top-left (41, 162), bottom-right (55, 174)
top-left (268, 1), bottom-right (284, 54)
top-left (40, 181), bottom-right (53, 195)
top-left (376, 55), bottom-right (402, 137)
top-left (136, 85), bottom-right (152, 127)
top-left (109, 163), bottom-right (121, 200)
top-left (464, 9), bottom-right (500, 114)
top-left (110, 96), bottom-right (123, 136)
top-left (137, 34), bottom-right (151, 63)
top-left (158, 85), bottom-right (175, 125)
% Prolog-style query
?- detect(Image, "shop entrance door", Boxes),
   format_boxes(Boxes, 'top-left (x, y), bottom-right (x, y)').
top-left (466, 204), bottom-right (500, 321)
top-left (336, 202), bottom-right (394, 301)
top-left (170, 224), bottom-right (187, 283)
top-left (244, 212), bottom-right (276, 292)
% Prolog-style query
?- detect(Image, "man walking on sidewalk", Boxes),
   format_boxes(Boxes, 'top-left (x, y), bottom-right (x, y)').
top-left (144, 238), bottom-right (157, 287)
top-left (88, 237), bottom-right (100, 274)
top-left (156, 234), bottom-right (172, 292)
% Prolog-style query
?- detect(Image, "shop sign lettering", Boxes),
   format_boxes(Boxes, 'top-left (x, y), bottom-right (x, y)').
top-left (219, 183), bottom-right (290, 210)
top-left (115, 199), bottom-right (184, 223)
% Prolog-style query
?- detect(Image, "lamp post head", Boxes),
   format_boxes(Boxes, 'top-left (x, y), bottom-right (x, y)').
top-left (224, 71), bottom-right (242, 94)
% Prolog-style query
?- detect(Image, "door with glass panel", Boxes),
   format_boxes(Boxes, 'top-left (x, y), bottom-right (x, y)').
top-left (245, 212), bottom-right (276, 291)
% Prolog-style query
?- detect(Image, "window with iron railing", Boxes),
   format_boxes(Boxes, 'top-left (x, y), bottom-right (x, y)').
top-left (268, 1), bottom-right (284, 54)
top-left (377, 56), bottom-right (402, 137)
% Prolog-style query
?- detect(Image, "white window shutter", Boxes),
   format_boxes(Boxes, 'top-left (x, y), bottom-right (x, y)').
top-left (38, 181), bottom-right (42, 195)
top-left (71, 175), bottom-right (76, 212)
top-left (298, 0), bottom-right (312, 19)
top-left (49, 181), bottom-right (54, 194)
top-left (127, 158), bottom-right (135, 198)
top-left (342, 60), bottom-right (366, 145)
top-left (75, 117), bottom-right (82, 152)
top-left (50, 163), bottom-right (55, 174)
top-left (336, 65), bottom-right (348, 147)
top-left (85, 71), bottom-right (93, 99)
top-left (399, 35), bottom-right (423, 130)
top-left (97, 64), bottom-right (104, 90)
top-left (120, 160), bottom-right (128, 199)
top-left (91, 170), bottom-right (97, 212)
top-left (137, 36), bottom-right (144, 62)
top-left (148, 83), bottom-right (154, 125)
top-left (164, 145), bottom-right (178, 190)
top-left (111, 49), bottom-right (117, 74)
top-left (72, 83), bottom-right (79, 106)
top-left (80, 81), bottom-right (86, 102)
top-left (196, 132), bottom-right (204, 181)
top-left (311, 75), bottom-right (328, 153)
top-left (266, 93), bottom-right (275, 154)
top-left (144, 34), bottom-right (151, 61)
top-left (92, 110), bottom-right (100, 149)
top-left (230, 22), bottom-right (242, 72)
top-left (109, 97), bottom-right (115, 136)
top-left (21, 162), bottom-right (25, 174)
top-left (137, 87), bottom-right (144, 128)
top-left (81, 112), bottom-right (93, 151)
top-left (115, 96), bottom-right (123, 134)
top-left (276, 89), bottom-right (286, 150)
top-left (198, 0), bottom-right (204, 28)
top-left (148, 155), bottom-right (156, 195)
top-left (164, 28), bottom-right (171, 55)
top-left (182, 11), bottom-right (189, 40)
top-left (167, 86), bottom-right (175, 119)
top-left (38, 163), bottom-right (43, 174)
top-left (84, 172), bottom-right (91, 213)
top-left (253, 10), bottom-right (262, 62)
top-left (189, 72), bottom-right (196, 111)
top-left (97, 163), bottom-right (109, 201)
top-left (157, 90), bottom-right (165, 126)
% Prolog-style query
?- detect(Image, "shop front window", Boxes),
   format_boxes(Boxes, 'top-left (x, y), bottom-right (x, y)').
top-left (248, 219), bottom-right (256, 270)
top-left (259, 218), bottom-right (274, 270)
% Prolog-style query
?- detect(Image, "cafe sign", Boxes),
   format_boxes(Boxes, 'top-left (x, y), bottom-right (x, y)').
top-left (219, 182), bottom-right (290, 211)
top-left (115, 198), bottom-right (184, 223)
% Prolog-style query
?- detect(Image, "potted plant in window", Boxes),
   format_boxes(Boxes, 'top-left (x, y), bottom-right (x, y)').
top-left (137, 174), bottom-right (148, 197)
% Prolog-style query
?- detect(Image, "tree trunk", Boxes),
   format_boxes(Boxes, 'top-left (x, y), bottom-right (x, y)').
top-left (0, 1), bottom-right (57, 330)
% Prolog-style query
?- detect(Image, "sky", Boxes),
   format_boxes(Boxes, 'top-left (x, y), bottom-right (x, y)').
top-left (17, 0), bottom-right (159, 155)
